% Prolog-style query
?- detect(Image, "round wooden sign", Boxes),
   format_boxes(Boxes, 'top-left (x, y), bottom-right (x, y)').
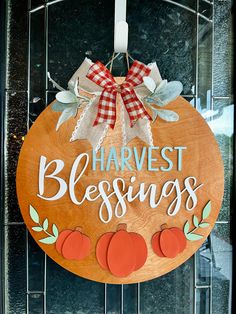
top-left (16, 80), bottom-right (224, 284)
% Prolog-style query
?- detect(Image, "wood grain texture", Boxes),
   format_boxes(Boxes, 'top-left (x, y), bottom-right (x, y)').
top-left (16, 78), bottom-right (224, 284)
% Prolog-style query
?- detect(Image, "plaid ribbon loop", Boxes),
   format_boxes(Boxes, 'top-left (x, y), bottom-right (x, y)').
top-left (86, 60), bottom-right (152, 129)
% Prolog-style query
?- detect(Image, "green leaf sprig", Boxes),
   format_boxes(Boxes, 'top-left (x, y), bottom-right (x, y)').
top-left (184, 201), bottom-right (211, 241)
top-left (48, 72), bottom-right (90, 130)
top-left (142, 77), bottom-right (182, 123)
top-left (29, 205), bottom-right (59, 244)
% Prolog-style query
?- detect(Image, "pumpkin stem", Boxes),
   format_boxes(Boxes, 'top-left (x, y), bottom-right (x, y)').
top-left (75, 226), bottom-right (82, 232)
top-left (117, 223), bottom-right (127, 231)
top-left (160, 223), bottom-right (168, 230)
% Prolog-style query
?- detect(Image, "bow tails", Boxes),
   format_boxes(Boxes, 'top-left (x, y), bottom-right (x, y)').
top-left (93, 88), bottom-right (117, 129)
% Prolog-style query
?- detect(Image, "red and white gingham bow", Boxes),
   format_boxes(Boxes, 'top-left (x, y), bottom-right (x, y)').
top-left (86, 60), bottom-right (152, 129)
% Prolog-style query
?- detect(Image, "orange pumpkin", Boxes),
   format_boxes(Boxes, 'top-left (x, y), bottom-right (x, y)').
top-left (96, 224), bottom-right (147, 277)
top-left (152, 224), bottom-right (187, 258)
top-left (56, 227), bottom-right (91, 260)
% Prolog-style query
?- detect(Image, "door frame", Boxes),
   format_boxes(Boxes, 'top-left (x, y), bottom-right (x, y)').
top-left (0, 0), bottom-right (7, 313)
top-left (0, 1), bottom-right (235, 314)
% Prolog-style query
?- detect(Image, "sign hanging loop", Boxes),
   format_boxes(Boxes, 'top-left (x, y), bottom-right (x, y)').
top-left (114, 0), bottom-right (129, 53)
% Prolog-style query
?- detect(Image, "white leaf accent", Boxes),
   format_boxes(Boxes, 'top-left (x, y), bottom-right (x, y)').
top-left (186, 233), bottom-right (203, 241)
top-left (56, 91), bottom-right (77, 104)
top-left (199, 222), bottom-right (210, 228)
top-left (150, 107), bottom-right (159, 122)
top-left (56, 106), bottom-right (77, 131)
top-left (143, 76), bottom-right (156, 93)
top-left (154, 81), bottom-right (183, 106)
top-left (29, 205), bottom-right (39, 224)
top-left (43, 218), bottom-right (49, 231)
top-left (202, 201), bottom-right (211, 219)
top-left (39, 237), bottom-right (57, 244)
top-left (32, 226), bottom-right (43, 232)
top-left (52, 224), bottom-right (59, 238)
top-left (47, 72), bottom-right (65, 91)
top-left (156, 109), bottom-right (179, 122)
top-left (147, 80), bottom-right (183, 107)
top-left (154, 79), bottom-right (168, 93)
top-left (184, 221), bottom-right (190, 235)
top-left (51, 101), bottom-right (69, 112)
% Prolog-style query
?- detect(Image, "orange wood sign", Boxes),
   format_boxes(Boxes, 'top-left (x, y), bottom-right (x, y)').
top-left (16, 78), bottom-right (224, 284)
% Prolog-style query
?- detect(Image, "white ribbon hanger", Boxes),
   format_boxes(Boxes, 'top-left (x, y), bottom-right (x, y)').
top-left (114, 0), bottom-right (128, 53)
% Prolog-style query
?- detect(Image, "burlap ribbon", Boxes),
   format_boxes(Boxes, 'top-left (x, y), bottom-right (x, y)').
top-left (69, 58), bottom-right (162, 151)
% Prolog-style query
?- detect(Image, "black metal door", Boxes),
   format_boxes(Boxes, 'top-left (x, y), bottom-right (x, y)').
top-left (0, 0), bottom-right (234, 313)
